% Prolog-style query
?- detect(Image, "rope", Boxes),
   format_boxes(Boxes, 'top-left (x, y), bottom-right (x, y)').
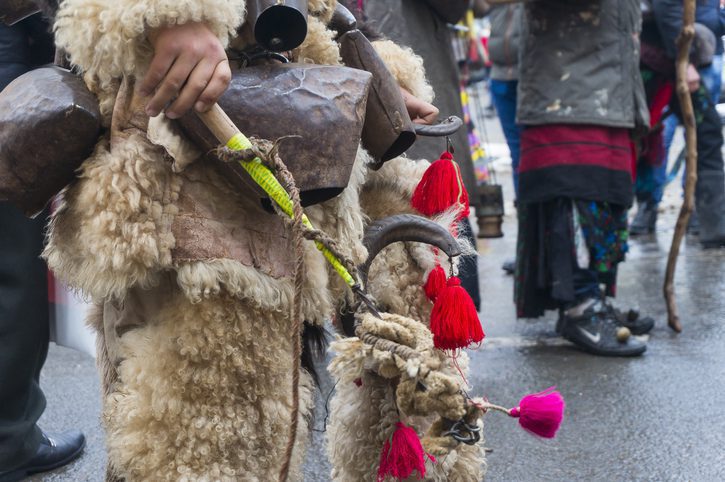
top-left (267, 145), bottom-right (305, 482)
top-left (357, 332), bottom-right (420, 361)
top-left (217, 142), bottom-right (360, 289)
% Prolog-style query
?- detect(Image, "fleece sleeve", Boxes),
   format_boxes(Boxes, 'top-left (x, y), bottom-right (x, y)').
top-left (54, 0), bottom-right (247, 88)
top-left (371, 39), bottom-right (434, 103)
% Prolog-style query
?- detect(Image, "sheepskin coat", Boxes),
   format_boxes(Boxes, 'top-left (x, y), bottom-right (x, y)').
top-left (44, 0), bottom-right (436, 480)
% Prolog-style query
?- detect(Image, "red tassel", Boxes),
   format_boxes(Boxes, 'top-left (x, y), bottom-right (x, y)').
top-left (377, 423), bottom-right (434, 481)
top-left (508, 387), bottom-right (565, 438)
top-left (429, 277), bottom-right (484, 351)
top-left (423, 265), bottom-right (447, 302)
top-left (411, 152), bottom-right (470, 220)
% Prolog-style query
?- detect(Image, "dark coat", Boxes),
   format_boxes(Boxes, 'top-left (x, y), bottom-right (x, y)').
top-left (363, 0), bottom-right (478, 204)
top-left (517, 0), bottom-right (649, 130)
top-left (488, 4), bottom-right (522, 81)
top-left (652, 0), bottom-right (725, 58)
top-left (0, 15), bottom-right (53, 88)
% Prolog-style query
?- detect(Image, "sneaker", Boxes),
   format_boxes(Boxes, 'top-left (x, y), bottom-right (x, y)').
top-left (501, 258), bottom-right (515, 275)
top-left (629, 200), bottom-right (658, 235)
top-left (557, 299), bottom-right (647, 357)
top-left (605, 304), bottom-right (655, 335)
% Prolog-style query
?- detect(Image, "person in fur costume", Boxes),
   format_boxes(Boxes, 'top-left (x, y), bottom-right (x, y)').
top-left (38, 0), bottom-right (474, 480)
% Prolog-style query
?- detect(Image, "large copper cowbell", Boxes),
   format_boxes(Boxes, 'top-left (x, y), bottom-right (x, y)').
top-left (0, 66), bottom-right (102, 217)
top-left (246, 0), bottom-right (309, 52)
top-left (339, 30), bottom-right (416, 169)
top-left (177, 63), bottom-right (372, 206)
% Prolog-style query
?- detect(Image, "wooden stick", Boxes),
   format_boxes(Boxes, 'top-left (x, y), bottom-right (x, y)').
top-left (663, 0), bottom-right (697, 333)
top-left (195, 103), bottom-right (239, 145)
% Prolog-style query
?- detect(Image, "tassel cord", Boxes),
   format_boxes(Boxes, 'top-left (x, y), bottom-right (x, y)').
top-left (472, 400), bottom-right (512, 416)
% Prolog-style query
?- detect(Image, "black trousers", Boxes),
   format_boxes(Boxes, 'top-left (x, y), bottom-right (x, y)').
top-left (0, 21), bottom-right (52, 470)
top-left (0, 204), bottom-right (49, 470)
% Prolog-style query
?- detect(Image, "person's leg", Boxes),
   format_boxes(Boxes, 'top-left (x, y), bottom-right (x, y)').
top-left (631, 112), bottom-right (674, 234)
top-left (0, 203), bottom-right (49, 470)
top-left (490, 79), bottom-right (521, 274)
top-left (457, 217), bottom-right (481, 311)
top-left (631, 160), bottom-right (661, 234)
top-left (557, 200), bottom-right (646, 356)
top-left (674, 86), bottom-right (725, 247)
top-left (489, 79), bottom-right (522, 197)
top-left (0, 22), bottom-right (48, 471)
top-left (0, 23), bottom-right (85, 479)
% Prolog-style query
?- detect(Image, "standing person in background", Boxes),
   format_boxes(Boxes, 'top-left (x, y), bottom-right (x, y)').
top-left (479, 1), bottom-right (523, 274)
top-left (515, 0), bottom-right (653, 356)
top-left (359, 0), bottom-right (482, 309)
top-left (632, 0), bottom-right (725, 242)
top-left (0, 13), bottom-right (85, 482)
top-left (486, 2), bottom-right (522, 198)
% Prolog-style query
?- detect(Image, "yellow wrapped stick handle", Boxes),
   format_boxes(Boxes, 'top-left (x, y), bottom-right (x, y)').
top-left (196, 104), bottom-right (357, 288)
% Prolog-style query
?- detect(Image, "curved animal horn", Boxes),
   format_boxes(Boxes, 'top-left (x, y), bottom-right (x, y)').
top-left (329, 3), bottom-right (357, 35)
top-left (414, 116), bottom-right (463, 137)
top-left (359, 214), bottom-right (461, 286)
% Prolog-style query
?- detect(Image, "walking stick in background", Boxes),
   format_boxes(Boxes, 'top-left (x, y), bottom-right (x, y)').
top-left (664, 0), bottom-right (697, 333)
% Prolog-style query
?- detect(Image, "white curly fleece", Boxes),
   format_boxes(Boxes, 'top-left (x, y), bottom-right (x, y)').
top-left (54, 0), bottom-right (247, 89)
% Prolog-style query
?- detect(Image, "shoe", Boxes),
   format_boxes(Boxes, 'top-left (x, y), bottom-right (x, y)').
top-left (605, 304), bottom-right (655, 335)
top-left (629, 200), bottom-right (658, 235)
top-left (0, 430), bottom-right (85, 482)
top-left (501, 258), bottom-right (515, 275)
top-left (557, 299), bottom-right (647, 357)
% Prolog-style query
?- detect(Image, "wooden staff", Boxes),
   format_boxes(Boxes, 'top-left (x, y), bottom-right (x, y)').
top-left (664, 0), bottom-right (697, 333)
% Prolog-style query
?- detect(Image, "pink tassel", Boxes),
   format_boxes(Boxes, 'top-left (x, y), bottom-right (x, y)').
top-left (508, 387), bottom-right (565, 438)
top-left (423, 265), bottom-right (447, 302)
top-left (377, 423), bottom-right (434, 481)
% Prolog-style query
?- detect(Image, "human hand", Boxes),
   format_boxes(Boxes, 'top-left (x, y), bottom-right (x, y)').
top-left (400, 87), bottom-right (439, 125)
top-left (686, 63), bottom-right (700, 93)
top-left (139, 22), bottom-right (231, 119)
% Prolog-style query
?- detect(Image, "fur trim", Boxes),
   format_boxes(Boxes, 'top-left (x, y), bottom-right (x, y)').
top-left (327, 336), bottom-right (399, 481)
top-left (175, 246), bottom-right (332, 326)
top-left (307, 0), bottom-right (337, 24)
top-left (86, 303), bottom-right (118, 398)
top-left (54, 0), bottom-right (247, 90)
top-left (102, 288), bottom-right (314, 481)
top-left (293, 15), bottom-right (341, 65)
top-left (371, 40), bottom-right (434, 103)
top-left (43, 133), bottom-right (178, 302)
